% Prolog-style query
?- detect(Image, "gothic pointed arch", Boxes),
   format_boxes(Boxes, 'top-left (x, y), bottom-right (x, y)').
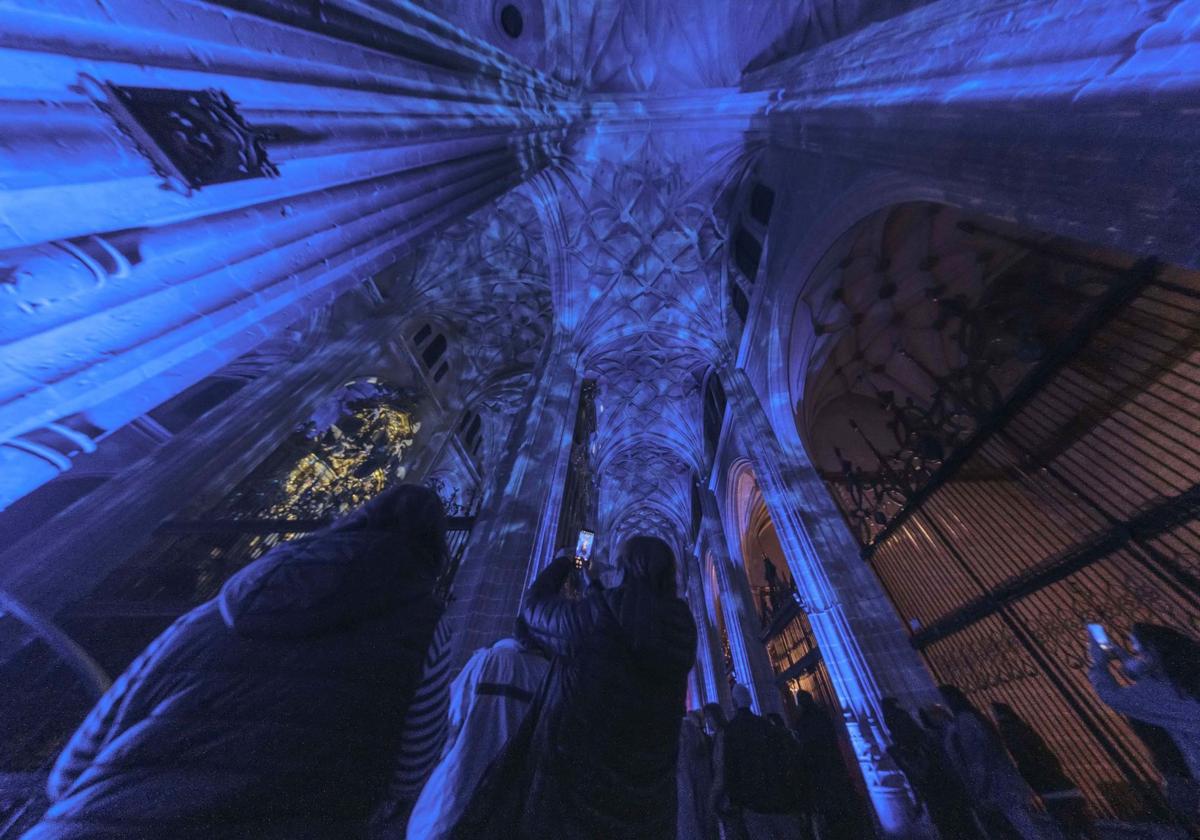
top-left (785, 198), bottom-right (1200, 819)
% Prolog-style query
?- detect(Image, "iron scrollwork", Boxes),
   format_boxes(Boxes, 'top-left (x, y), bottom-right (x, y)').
top-left (835, 263), bottom-right (1078, 545)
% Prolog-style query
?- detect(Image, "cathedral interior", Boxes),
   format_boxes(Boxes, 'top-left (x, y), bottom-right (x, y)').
top-left (1, 0), bottom-right (1199, 836)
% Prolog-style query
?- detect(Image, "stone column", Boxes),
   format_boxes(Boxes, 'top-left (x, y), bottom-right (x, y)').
top-left (685, 555), bottom-right (723, 709)
top-left (0, 0), bottom-right (580, 510)
top-left (693, 552), bottom-right (734, 713)
top-left (443, 338), bottom-right (582, 666)
top-left (724, 366), bottom-right (936, 837)
top-left (699, 489), bottom-right (781, 716)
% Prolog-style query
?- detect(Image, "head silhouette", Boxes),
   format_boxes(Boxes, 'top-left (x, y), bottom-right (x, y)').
top-left (339, 483), bottom-right (448, 578)
top-left (937, 684), bottom-right (978, 716)
top-left (732, 683), bottom-right (753, 710)
top-left (1130, 623), bottom-right (1200, 699)
top-left (795, 689), bottom-right (818, 712)
top-left (618, 535), bottom-right (677, 597)
top-left (881, 697), bottom-right (924, 748)
top-left (702, 702), bottom-right (727, 733)
top-left (991, 701), bottom-right (1017, 723)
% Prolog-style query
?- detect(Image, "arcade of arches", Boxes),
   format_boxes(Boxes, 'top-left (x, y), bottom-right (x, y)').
top-left (1, 1), bottom-right (1199, 836)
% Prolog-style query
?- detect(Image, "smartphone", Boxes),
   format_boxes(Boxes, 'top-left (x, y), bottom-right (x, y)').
top-left (575, 529), bottom-right (595, 568)
top-left (1087, 622), bottom-right (1114, 651)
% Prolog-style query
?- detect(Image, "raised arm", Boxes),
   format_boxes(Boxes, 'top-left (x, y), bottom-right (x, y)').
top-left (520, 555), bottom-right (593, 658)
top-left (1089, 643), bottom-right (1200, 734)
top-left (1088, 642), bottom-right (1126, 708)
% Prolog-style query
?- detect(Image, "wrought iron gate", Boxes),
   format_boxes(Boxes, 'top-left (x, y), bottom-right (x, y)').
top-left (825, 230), bottom-right (1200, 819)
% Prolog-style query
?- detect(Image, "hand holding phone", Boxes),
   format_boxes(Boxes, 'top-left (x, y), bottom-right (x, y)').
top-left (1087, 623), bottom-right (1117, 661)
top-left (574, 529), bottom-right (595, 570)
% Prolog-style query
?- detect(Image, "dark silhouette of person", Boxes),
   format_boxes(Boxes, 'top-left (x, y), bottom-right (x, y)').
top-left (677, 711), bottom-right (719, 840)
top-left (709, 685), bottom-right (801, 840)
top-left (938, 685), bottom-right (1058, 840)
top-left (25, 484), bottom-right (450, 840)
top-left (761, 557), bottom-right (780, 615)
top-left (792, 689), bottom-right (862, 840)
top-left (881, 696), bottom-right (981, 839)
top-left (992, 702), bottom-right (1094, 838)
top-left (518, 535), bottom-right (697, 838)
top-left (762, 556), bottom-right (779, 588)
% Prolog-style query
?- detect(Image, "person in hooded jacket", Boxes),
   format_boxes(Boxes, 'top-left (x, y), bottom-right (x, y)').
top-left (405, 618), bottom-right (550, 840)
top-left (23, 484), bottom-right (450, 840)
top-left (519, 535), bottom-right (697, 839)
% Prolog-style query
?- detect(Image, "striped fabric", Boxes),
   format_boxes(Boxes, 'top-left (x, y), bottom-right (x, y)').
top-left (389, 616), bottom-right (454, 805)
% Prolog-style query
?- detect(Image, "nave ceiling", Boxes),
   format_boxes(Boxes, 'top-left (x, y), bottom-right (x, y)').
top-left (361, 0), bottom-right (940, 555)
top-left (415, 0), bottom-right (932, 91)
top-left (401, 119), bottom-right (751, 555)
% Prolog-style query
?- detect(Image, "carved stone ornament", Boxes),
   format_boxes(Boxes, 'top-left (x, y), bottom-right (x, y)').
top-left (83, 76), bottom-right (279, 194)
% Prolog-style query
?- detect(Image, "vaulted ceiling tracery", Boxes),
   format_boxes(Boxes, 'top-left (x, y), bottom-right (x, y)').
top-left (554, 134), bottom-right (737, 552)
top-left (558, 145), bottom-right (728, 351)
top-left (377, 189), bottom-right (553, 473)
top-left (372, 0), bottom-right (881, 555)
top-left (416, 0), bottom-right (921, 92)
top-left (396, 189), bottom-right (552, 389)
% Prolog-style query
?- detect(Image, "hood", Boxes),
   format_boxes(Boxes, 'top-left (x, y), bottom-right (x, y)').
top-left (620, 536), bottom-right (678, 598)
top-left (604, 535), bottom-right (695, 674)
top-left (219, 484), bottom-right (446, 639)
top-left (605, 579), bottom-right (697, 676)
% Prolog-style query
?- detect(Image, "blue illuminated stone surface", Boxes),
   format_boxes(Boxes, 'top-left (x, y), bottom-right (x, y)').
top-left (1, 0), bottom-right (1199, 834)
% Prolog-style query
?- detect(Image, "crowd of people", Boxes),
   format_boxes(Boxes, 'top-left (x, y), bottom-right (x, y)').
top-left (16, 484), bottom-right (1200, 839)
top-left (675, 685), bottom-right (864, 840)
top-left (879, 626), bottom-right (1200, 840)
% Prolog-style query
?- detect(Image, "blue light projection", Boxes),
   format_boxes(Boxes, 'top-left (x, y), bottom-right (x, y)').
top-left (0, 0), bottom-right (578, 512)
top-left (3, 0), bottom-right (1198, 835)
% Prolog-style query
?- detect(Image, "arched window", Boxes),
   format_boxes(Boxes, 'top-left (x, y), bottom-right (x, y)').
top-left (733, 225), bottom-right (762, 283)
top-left (411, 324), bottom-right (450, 379)
top-left (749, 183), bottom-right (775, 226)
top-left (728, 180), bottom-right (771, 331)
top-left (465, 414), bottom-right (483, 450)
top-left (730, 282), bottom-right (750, 324)
top-left (421, 334), bottom-right (447, 369)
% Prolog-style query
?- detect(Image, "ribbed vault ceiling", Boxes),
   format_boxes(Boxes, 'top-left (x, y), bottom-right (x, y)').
top-left (399, 0), bottom-right (926, 554)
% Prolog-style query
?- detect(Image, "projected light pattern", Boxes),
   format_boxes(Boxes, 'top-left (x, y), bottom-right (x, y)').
top-left (554, 135), bottom-right (733, 565)
top-left (2, 0), bottom-right (1198, 835)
